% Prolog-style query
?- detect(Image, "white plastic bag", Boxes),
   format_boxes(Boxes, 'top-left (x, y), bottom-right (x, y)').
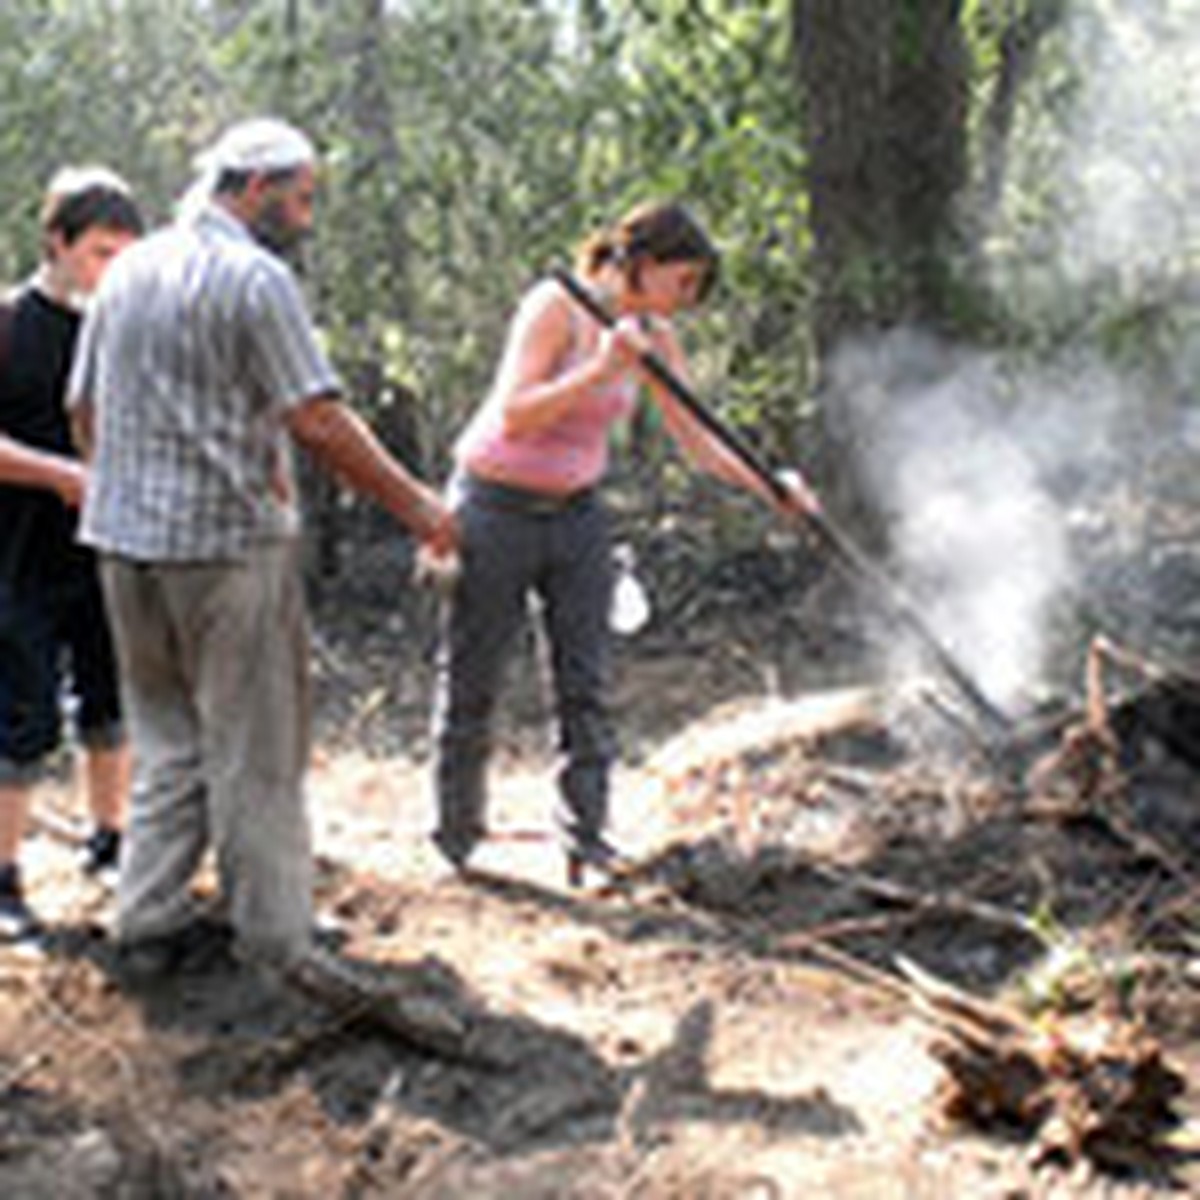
top-left (609, 543), bottom-right (651, 635)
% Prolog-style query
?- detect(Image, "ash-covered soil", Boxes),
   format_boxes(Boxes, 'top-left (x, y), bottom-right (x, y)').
top-left (2, 598), bottom-right (1198, 1199)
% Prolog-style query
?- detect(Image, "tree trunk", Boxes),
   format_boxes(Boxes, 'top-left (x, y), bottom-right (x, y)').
top-left (791, 0), bottom-right (969, 354)
top-left (307, 0), bottom-right (421, 590)
top-left (975, 0), bottom-right (1068, 230)
top-left (347, 0), bottom-right (412, 327)
top-left (790, 0), bottom-right (970, 545)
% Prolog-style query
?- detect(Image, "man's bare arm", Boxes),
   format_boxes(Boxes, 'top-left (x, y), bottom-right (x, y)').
top-left (286, 395), bottom-right (456, 553)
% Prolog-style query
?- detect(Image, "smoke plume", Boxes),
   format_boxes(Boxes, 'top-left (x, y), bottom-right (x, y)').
top-left (830, 1), bottom-right (1200, 712)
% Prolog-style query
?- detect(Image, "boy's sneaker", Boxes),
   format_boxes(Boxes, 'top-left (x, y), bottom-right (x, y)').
top-left (0, 873), bottom-right (43, 945)
top-left (81, 827), bottom-right (122, 877)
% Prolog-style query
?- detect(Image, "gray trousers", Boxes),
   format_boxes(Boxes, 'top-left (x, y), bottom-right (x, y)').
top-left (432, 478), bottom-right (616, 863)
top-left (100, 542), bottom-right (313, 965)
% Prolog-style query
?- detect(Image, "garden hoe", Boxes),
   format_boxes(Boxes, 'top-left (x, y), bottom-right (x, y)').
top-left (552, 267), bottom-right (1012, 744)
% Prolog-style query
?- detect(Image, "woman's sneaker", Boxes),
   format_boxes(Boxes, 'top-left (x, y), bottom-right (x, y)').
top-left (566, 835), bottom-right (631, 888)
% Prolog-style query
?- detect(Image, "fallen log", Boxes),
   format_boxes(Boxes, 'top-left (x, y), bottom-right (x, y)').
top-left (282, 949), bottom-right (475, 1060)
top-left (280, 947), bottom-right (620, 1091)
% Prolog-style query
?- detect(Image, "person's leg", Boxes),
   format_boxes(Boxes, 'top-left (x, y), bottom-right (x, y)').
top-left (78, 743), bottom-right (130, 872)
top-left (540, 498), bottom-right (617, 862)
top-left (100, 558), bottom-right (210, 944)
top-left (0, 589), bottom-right (61, 935)
top-left (0, 780), bottom-right (37, 938)
top-left (83, 745), bottom-right (127, 832)
top-left (431, 497), bottom-right (539, 868)
top-left (0, 784), bottom-right (28, 867)
top-left (60, 568), bottom-right (129, 872)
top-left (186, 542), bottom-right (314, 966)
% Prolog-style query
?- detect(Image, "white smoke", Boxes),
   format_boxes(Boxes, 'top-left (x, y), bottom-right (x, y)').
top-left (830, 333), bottom-right (1127, 710)
top-left (829, 2), bottom-right (1200, 711)
top-left (1056, 1), bottom-right (1200, 291)
top-left (989, 1), bottom-right (1200, 311)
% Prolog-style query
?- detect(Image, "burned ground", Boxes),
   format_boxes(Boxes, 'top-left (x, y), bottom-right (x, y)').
top-left (2, 548), bottom-right (1199, 1198)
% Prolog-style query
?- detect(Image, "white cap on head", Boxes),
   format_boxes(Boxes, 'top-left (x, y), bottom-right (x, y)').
top-left (45, 164), bottom-right (132, 199)
top-left (179, 117), bottom-right (315, 223)
top-left (194, 116), bottom-right (316, 177)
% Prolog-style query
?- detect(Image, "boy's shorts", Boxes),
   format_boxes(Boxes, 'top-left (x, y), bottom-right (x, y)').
top-left (0, 573), bottom-right (124, 785)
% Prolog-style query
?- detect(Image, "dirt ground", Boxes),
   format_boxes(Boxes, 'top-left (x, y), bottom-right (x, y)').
top-left (2, 602), bottom-right (1198, 1199)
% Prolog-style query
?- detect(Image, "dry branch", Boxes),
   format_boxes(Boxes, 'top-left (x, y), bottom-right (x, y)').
top-left (803, 859), bottom-right (1038, 938)
top-left (1026, 637), bottom-right (1125, 817)
top-left (648, 688), bottom-right (883, 789)
top-left (1023, 636), bottom-right (1199, 886)
top-left (897, 954), bottom-right (1187, 1173)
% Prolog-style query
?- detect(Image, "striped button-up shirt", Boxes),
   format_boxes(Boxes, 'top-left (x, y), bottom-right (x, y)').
top-left (69, 202), bottom-right (341, 561)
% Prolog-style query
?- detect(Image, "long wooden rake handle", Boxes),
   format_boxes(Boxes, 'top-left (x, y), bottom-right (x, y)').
top-left (552, 267), bottom-right (1011, 738)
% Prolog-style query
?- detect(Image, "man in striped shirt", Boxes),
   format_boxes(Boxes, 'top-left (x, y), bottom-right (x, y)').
top-left (69, 118), bottom-right (457, 978)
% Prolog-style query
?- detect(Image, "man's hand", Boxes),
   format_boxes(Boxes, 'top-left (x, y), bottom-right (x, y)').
top-left (287, 396), bottom-right (460, 552)
top-left (414, 541), bottom-right (462, 595)
top-left (410, 485), bottom-right (459, 557)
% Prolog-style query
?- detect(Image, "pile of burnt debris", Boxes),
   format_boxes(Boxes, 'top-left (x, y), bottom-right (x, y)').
top-left (629, 633), bottom-right (1200, 1179)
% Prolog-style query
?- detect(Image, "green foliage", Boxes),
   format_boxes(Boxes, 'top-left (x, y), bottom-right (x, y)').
top-left (0, 0), bottom-right (1192, 528)
top-left (1019, 903), bottom-right (1145, 1020)
top-left (967, 0), bottom-right (1200, 375)
top-left (594, 0), bottom-right (815, 461)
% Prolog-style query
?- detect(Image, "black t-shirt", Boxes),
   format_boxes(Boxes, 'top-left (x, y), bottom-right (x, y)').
top-left (0, 286), bottom-right (89, 592)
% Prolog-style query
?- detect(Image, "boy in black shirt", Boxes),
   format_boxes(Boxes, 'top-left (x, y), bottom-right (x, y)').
top-left (0, 168), bottom-right (143, 941)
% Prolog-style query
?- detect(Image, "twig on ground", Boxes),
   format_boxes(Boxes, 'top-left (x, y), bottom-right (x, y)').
top-left (801, 859), bottom-right (1039, 938)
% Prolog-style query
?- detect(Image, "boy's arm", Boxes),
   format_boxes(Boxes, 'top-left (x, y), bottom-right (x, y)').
top-left (0, 433), bottom-right (86, 506)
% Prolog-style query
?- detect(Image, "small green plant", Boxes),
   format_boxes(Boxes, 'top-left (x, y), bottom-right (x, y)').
top-left (1017, 903), bottom-right (1145, 1018)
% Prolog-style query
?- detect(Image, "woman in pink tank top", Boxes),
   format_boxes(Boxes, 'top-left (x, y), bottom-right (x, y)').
top-left (431, 202), bottom-right (818, 885)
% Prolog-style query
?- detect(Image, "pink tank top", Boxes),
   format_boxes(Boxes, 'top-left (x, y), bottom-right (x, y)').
top-left (455, 302), bottom-right (639, 494)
